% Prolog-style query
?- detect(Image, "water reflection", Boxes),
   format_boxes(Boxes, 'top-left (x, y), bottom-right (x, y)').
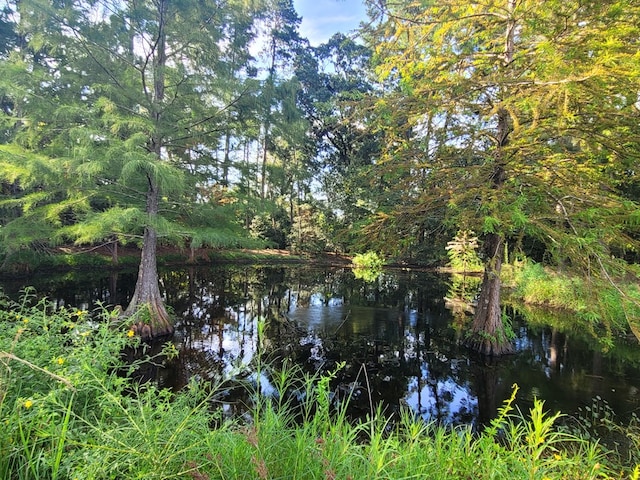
top-left (1, 265), bottom-right (639, 427)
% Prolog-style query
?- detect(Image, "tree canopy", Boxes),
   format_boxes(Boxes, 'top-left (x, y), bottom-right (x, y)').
top-left (0, 0), bottom-right (638, 349)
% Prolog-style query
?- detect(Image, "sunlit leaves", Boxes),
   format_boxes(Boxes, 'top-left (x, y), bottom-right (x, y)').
top-left (364, 0), bottom-right (640, 274)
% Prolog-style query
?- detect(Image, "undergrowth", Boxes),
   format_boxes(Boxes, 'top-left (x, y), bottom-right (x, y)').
top-left (504, 260), bottom-right (640, 347)
top-left (1, 290), bottom-right (638, 479)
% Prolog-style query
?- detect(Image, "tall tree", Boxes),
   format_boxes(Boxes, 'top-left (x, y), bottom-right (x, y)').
top-left (364, 0), bottom-right (640, 354)
top-left (255, 0), bottom-right (304, 199)
top-left (0, 0), bottom-right (260, 337)
top-left (294, 34), bottom-right (382, 253)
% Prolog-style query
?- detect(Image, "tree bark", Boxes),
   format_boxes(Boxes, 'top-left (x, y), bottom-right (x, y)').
top-left (110, 237), bottom-right (118, 266)
top-left (466, 233), bottom-right (514, 355)
top-left (123, 178), bottom-right (173, 339)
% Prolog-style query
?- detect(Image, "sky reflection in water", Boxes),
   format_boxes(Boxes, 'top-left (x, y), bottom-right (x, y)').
top-left (2, 265), bottom-right (639, 427)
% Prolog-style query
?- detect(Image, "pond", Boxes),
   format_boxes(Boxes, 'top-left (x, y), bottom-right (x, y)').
top-left (2, 264), bottom-right (639, 428)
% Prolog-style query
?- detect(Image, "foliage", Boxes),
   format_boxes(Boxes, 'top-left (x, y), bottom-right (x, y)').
top-left (249, 206), bottom-right (291, 249)
top-left (1, 295), bottom-right (638, 478)
top-left (506, 260), bottom-right (640, 345)
top-left (445, 230), bottom-right (483, 273)
top-left (352, 251), bottom-right (384, 282)
top-left (352, 251), bottom-right (385, 271)
top-left (294, 34), bottom-right (385, 255)
top-left (364, 0), bottom-right (640, 269)
top-left (288, 203), bottom-right (330, 254)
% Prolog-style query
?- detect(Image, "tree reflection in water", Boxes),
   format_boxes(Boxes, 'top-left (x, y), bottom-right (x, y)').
top-left (2, 264), bottom-right (639, 427)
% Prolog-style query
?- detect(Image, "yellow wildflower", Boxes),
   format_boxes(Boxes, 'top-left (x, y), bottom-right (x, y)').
top-left (127, 330), bottom-right (135, 338)
top-left (22, 318), bottom-right (29, 324)
top-left (24, 400), bottom-right (33, 409)
top-left (56, 357), bottom-right (65, 365)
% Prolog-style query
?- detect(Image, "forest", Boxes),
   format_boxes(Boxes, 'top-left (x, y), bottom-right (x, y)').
top-left (1, 0), bottom-right (639, 356)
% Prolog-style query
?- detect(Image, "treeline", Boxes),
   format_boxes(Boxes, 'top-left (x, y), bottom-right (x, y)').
top-left (1, 0), bottom-right (639, 349)
top-left (1, 1), bottom-right (638, 261)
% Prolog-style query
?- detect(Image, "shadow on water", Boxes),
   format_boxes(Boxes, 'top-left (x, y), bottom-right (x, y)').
top-left (2, 264), bottom-right (639, 428)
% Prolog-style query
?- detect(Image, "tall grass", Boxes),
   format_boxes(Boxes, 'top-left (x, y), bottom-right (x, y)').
top-left (504, 260), bottom-right (640, 346)
top-left (1, 291), bottom-right (638, 479)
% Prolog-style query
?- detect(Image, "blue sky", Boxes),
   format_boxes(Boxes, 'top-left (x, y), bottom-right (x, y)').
top-left (293, 0), bottom-right (367, 45)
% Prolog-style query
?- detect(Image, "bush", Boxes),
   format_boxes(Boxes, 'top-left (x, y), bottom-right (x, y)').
top-left (352, 251), bottom-right (384, 282)
top-left (352, 251), bottom-right (384, 270)
top-left (445, 230), bottom-right (483, 272)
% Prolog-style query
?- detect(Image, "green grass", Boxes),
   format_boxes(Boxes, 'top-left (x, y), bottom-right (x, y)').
top-left (1, 291), bottom-right (638, 479)
top-left (503, 260), bottom-right (640, 348)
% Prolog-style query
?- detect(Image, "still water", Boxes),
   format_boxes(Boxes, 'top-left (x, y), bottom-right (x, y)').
top-left (2, 264), bottom-right (639, 427)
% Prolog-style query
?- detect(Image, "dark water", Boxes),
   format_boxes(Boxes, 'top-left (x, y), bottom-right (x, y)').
top-left (2, 264), bottom-right (639, 428)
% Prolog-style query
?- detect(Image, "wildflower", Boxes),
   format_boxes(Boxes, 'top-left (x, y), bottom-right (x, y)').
top-left (22, 318), bottom-right (29, 324)
top-left (76, 310), bottom-right (88, 317)
top-left (127, 329), bottom-right (135, 338)
top-left (56, 357), bottom-right (65, 365)
top-left (554, 453), bottom-right (562, 461)
top-left (24, 399), bottom-right (33, 409)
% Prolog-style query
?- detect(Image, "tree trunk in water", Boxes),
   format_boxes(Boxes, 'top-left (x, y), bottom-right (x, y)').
top-left (123, 181), bottom-right (173, 340)
top-left (466, 233), bottom-right (514, 356)
top-left (122, 0), bottom-right (173, 340)
top-left (124, 226), bottom-right (173, 339)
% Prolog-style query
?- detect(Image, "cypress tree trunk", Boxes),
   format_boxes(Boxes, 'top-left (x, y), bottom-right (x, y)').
top-left (123, 178), bottom-right (173, 339)
top-left (466, 233), bottom-right (513, 355)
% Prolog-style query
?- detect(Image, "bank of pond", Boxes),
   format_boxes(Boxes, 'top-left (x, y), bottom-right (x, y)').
top-left (1, 264), bottom-right (639, 477)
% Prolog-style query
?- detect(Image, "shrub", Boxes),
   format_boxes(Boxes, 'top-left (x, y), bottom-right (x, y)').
top-left (352, 251), bottom-right (384, 270)
top-left (445, 230), bottom-right (483, 272)
top-left (352, 251), bottom-right (384, 282)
